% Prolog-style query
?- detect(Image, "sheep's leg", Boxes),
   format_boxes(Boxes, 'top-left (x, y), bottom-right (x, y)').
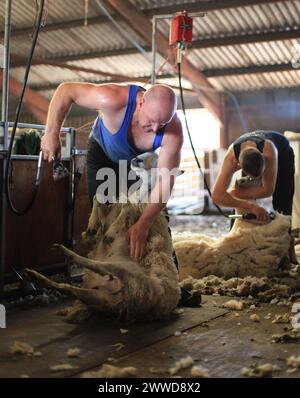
top-left (24, 268), bottom-right (119, 307)
top-left (53, 244), bottom-right (115, 277)
top-left (83, 196), bottom-right (101, 238)
top-left (24, 269), bottom-right (91, 297)
top-left (54, 244), bottom-right (124, 293)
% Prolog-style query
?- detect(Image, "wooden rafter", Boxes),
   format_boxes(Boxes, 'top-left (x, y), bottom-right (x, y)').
top-left (28, 61), bottom-right (298, 92)
top-left (205, 63), bottom-right (298, 77)
top-left (0, 71), bottom-right (49, 123)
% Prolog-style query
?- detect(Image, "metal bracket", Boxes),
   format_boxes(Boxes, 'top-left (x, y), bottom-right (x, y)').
top-left (0, 44), bottom-right (4, 69)
top-left (0, 150), bottom-right (8, 157)
top-left (73, 149), bottom-right (88, 156)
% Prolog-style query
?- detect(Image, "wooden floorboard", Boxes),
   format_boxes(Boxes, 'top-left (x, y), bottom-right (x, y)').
top-left (0, 296), bottom-right (228, 378)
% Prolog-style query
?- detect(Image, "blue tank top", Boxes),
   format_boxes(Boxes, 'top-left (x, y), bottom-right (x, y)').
top-left (233, 130), bottom-right (290, 161)
top-left (92, 84), bottom-right (165, 163)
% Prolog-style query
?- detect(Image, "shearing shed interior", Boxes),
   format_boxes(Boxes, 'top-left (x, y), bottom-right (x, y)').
top-left (1, 0), bottom-right (300, 381)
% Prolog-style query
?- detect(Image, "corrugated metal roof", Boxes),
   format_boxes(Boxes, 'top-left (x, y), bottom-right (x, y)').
top-left (187, 39), bottom-right (296, 69)
top-left (11, 64), bottom-right (85, 86)
top-left (147, 1), bottom-right (300, 38)
top-left (10, 51), bottom-right (173, 87)
top-left (1, 0), bottom-right (300, 95)
top-left (9, 21), bottom-right (146, 58)
top-left (208, 69), bottom-right (300, 91)
top-left (0, 0), bottom-right (106, 26)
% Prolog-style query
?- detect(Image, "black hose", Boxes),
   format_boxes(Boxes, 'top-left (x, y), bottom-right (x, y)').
top-left (177, 60), bottom-right (229, 218)
top-left (5, 0), bottom-right (45, 215)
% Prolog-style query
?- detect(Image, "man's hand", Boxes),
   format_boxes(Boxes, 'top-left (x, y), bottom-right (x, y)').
top-left (247, 202), bottom-right (270, 222)
top-left (41, 133), bottom-right (61, 162)
top-left (127, 219), bottom-right (151, 262)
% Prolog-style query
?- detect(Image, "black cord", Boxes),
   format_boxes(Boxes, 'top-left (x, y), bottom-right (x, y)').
top-left (177, 60), bottom-right (229, 218)
top-left (5, 0), bottom-right (45, 215)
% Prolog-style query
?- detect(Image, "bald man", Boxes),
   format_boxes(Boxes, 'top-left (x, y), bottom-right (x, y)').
top-left (41, 83), bottom-right (183, 262)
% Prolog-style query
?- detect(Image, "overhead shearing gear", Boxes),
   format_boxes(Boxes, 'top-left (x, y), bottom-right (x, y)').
top-left (169, 11), bottom-right (193, 49)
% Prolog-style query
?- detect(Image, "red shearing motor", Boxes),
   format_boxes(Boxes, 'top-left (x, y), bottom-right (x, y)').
top-left (169, 11), bottom-right (193, 49)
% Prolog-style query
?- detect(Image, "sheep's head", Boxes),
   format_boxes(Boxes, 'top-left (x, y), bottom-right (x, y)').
top-left (130, 152), bottom-right (158, 173)
top-left (235, 175), bottom-right (262, 189)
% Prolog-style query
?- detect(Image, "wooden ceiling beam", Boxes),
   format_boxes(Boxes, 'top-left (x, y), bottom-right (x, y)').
top-left (0, 71), bottom-right (49, 123)
top-left (205, 62), bottom-right (297, 77)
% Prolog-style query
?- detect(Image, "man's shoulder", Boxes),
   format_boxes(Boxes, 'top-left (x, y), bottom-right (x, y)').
top-left (101, 84), bottom-right (131, 111)
top-left (161, 116), bottom-right (183, 151)
top-left (223, 145), bottom-right (238, 168)
top-left (165, 115), bottom-right (183, 135)
top-left (165, 113), bottom-right (183, 134)
top-left (264, 139), bottom-right (278, 157)
top-left (106, 83), bottom-right (130, 96)
top-left (226, 144), bottom-right (235, 157)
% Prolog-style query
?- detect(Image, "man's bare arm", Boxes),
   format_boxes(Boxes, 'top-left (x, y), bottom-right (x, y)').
top-left (127, 117), bottom-right (183, 261)
top-left (42, 83), bottom-right (127, 161)
top-left (139, 118), bottom-right (183, 224)
top-left (229, 142), bottom-right (278, 199)
top-left (212, 149), bottom-right (269, 220)
top-left (139, 145), bottom-right (181, 224)
top-left (212, 150), bottom-right (255, 212)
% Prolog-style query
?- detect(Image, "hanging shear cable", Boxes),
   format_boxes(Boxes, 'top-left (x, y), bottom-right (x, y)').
top-left (177, 59), bottom-right (229, 218)
top-left (5, 0), bottom-right (45, 215)
top-left (169, 11), bottom-right (243, 218)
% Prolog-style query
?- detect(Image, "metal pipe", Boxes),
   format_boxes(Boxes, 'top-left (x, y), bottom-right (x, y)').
top-left (0, 0), bottom-right (12, 297)
top-left (151, 12), bottom-right (205, 20)
top-left (11, 155), bottom-right (72, 161)
top-left (0, 153), bottom-right (5, 296)
top-left (68, 128), bottom-right (76, 248)
top-left (151, 16), bottom-right (158, 85)
top-left (0, 121), bottom-right (71, 133)
top-left (1, 0), bottom-right (12, 148)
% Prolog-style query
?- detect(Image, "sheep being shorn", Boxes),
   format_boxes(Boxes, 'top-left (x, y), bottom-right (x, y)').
top-left (129, 152), bottom-right (158, 203)
top-left (25, 199), bottom-right (180, 322)
top-left (173, 212), bottom-right (291, 280)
